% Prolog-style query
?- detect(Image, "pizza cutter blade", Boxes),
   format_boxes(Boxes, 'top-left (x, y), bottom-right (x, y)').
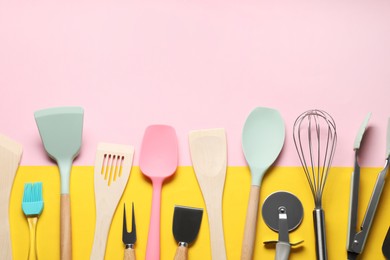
top-left (262, 191), bottom-right (304, 260)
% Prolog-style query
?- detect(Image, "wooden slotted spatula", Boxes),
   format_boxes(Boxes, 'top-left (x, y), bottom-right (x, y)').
top-left (189, 128), bottom-right (227, 260)
top-left (0, 134), bottom-right (23, 260)
top-left (91, 143), bottom-right (134, 259)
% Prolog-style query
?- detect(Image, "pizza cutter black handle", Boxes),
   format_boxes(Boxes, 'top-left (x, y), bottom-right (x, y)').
top-left (313, 208), bottom-right (328, 260)
top-left (275, 241), bottom-right (290, 260)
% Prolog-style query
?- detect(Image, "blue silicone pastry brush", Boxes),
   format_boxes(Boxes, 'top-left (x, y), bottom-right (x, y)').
top-left (22, 182), bottom-right (44, 260)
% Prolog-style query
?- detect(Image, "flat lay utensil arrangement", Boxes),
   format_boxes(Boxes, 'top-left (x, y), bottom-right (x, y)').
top-left (172, 205), bottom-right (203, 260)
top-left (262, 191), bottom-right (304, 260)
top-left (140, 125), bottom-right (178, 260)
top-left (123, 203), bottom-right (137, 260)
top-left (0, 134), bottom-right (23, 260)
top-left (293, 109), bottom-right (337, 260)
top-left (22, 182), bottom-right (44, 260)
top-left (34, 106), bottom-right (84, 260)
top-left (2, 105), bottom-right (389, 259)
top-left (347, 116), bottom-right (390, 260)
top-left (241, 107), bottom-right (285, 260)
top-left (189, 128), bottom-right (228, 260)
top-left (91, 142), bottom-right (134, 259)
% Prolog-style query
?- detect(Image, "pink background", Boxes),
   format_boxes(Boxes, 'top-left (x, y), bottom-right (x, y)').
top-left (1, 0), bottom-right (389, 167)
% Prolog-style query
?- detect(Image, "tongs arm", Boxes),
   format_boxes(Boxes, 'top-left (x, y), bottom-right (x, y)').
top-left (347, 152), bottom-right (360, 251)
top-left (348, 158), bottom-right (389, 255)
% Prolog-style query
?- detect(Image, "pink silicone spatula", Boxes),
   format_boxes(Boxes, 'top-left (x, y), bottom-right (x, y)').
top-left (140, 125), bottom-right (178, 260)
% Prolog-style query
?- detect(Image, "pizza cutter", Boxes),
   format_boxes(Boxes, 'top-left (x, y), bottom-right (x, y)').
top-left (262, 191), bottom-right (304, 260)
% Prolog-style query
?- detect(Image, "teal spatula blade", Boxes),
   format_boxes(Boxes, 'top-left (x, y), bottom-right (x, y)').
top-left (242, 107), bottom-right (285, 185)
top-left (34, 106), bottom-right (83, 194)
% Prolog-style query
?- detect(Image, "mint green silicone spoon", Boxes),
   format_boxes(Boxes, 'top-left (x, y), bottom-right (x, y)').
top-left (241, 107), bottom-right (285, 260)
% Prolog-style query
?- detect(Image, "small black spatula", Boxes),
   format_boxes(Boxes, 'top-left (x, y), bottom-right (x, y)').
top-left (172, 205), bottom-right (203, 260)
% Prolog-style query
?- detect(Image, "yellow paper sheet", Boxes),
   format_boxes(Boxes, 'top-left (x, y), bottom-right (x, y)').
top-left (10, 166), bottom-right (390, 259)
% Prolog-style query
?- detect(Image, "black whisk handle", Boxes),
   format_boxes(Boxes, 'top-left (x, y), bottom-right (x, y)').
top-left (313, 208), bottom-right (328, 260)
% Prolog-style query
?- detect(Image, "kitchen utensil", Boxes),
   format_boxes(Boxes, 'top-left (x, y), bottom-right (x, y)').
top-left (172, 205), bottom-right (203, 260)
top-left (347, 116), bottom-right (390, 260)
top-left (0, 134), bottom-right (23, 260)
top-left (140, 125), bottom-right (178, 260)
top-left (22, 182), bottom-right (44, 260)
top-left (383, 227), bottom-right (390, 259)
top-left (123, 203), bottom-right (137, 260)
top-left (262, 191), bottom-right (304, 260)
top-left (293, 109), bottom-right (337, 260)
top-left (188, 128), bottom-right (227, 260)
top-left (91, 142), bottom-right (134, 259)
top-left (241, 107), bottom-right (285, 260)
top-left (34, 106), bottom-right (83, 260)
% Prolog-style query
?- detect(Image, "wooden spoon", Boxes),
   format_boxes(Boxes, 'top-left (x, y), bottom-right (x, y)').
top-left (189, 128), bottom-right (227, 260)
top-left (0, 134), bottom-right (23, 260)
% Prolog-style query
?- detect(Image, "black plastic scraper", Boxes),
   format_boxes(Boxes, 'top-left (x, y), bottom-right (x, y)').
top-left (383, 227), bottom-right (390, 259)
top-left (172, 205), bottom-right (203, 260)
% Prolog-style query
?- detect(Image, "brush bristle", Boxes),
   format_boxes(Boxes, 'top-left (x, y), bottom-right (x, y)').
top-left (22, 182), bottom-right (44, 216)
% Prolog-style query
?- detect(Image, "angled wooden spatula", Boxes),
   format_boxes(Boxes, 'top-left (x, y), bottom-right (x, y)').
top-left (189, 128), bottom-right (227, 260)
top-left (0, 134), bottom-right (23, 260)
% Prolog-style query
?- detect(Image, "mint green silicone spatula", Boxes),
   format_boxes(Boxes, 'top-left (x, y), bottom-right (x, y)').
top-left (34, 107), bottom-right (83, 260)
top-left (241, 107), bottom-right (285, 260)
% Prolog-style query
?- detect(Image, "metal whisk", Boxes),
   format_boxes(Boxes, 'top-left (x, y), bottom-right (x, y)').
top-left (293, 109), bottom-right (337, 260)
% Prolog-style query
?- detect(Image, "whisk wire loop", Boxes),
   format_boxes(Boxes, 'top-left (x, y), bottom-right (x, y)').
top-left (293, 109), bottom-right (337, 209)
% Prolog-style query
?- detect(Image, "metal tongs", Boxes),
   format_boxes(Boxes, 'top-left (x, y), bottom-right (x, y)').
top-left (347, 113), bottom-right (390, 260)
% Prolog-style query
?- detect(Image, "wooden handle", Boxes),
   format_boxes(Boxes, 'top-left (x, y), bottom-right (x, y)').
top-left (173, 246), bottom-right (188, 260)
top-left (124, 247), bottom-right (136, 260)
top-left (61, 194), bottom-right (72, 260)
top-left (27, 217), bottom-right (38, 260)
top-left (241, 185), bottom-right (260, 260)
top-left (205, 198), bottom-right (227, 260)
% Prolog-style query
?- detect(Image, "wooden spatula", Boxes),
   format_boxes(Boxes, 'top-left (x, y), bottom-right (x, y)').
top-left (91, 142), bottom-right (134, 259)
top-left (0, 134), bottom-right (23, 260)
top-left (189, 128), bottom-right (227, 260)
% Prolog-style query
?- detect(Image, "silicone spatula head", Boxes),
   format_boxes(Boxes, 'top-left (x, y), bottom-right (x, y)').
top-left (34, 107), bottom-right (83, 161)
top-left (34, 107), bottom-right (83, 194)
top-left (242, 107), bottom-right (285, 186)
top-left (139, 125), bottom-right (178, 180)
top-left (353, 112), bottom-right (371, 150)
